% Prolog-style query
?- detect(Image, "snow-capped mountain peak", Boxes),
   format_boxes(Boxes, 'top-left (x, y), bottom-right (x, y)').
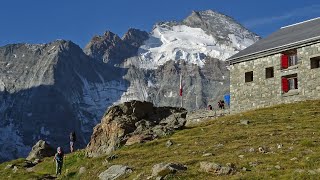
top-left (125, 10), bottom-right (260, 69)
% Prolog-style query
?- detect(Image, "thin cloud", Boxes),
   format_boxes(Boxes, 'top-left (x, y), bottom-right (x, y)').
top-left (244, 4), bottom-right (320, 28)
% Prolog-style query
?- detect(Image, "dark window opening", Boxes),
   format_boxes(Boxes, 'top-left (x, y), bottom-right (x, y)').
top-left (282, 73), bottom-right (298, 93)
top-left (266, 67), bottom-right (274, 78)
top-left (245, 71), bottom-right (253, 82)
top-left (311, 56), bottom-right (320, 69)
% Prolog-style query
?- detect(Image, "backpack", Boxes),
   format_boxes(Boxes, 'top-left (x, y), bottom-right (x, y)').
top-left (70, 132), bottom-right (76, 142)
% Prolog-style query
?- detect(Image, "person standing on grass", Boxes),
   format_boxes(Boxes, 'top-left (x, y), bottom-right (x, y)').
top-left (70, 131), bottom-right (76, 153)
top-left (53, 147), bottom-right (64, 176)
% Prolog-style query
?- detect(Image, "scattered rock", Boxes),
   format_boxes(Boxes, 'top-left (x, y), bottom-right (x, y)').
top-left (286, 126), bottom-right (294, 130)
top-left (215, 143), bottom-right (224, 148)
top-left (308, 170), bottom-right (316, 175)
top-left (277, 144), bottom-right (283, 149)
top-left (295, 169), bottom-right (305, 173)
top-left (202, 153), bottom-right (213, 157)
top-left (249, 161), bottom-right (262, 167)
top-left (79, 167), bottom-right (86, 175)
top-left (200, 161), bottom-right (221, 173)
top-left (26, 167), bottom-right (34, 172)
top-left (290, 157), bottom-right (298, 161)
top-left (240, 120), bottom-right (249, 125)
top-left (166, 140), bottom-right (174, 147)
top-left (258, 146), bottom-right (267, 153)
top-left (33, 159), bottom-right (41, 165)
top-left (151, 162), bottom-right (187, 178)
top-left (248, 147), bottom-right (255, 152)
top-left (241, 167), bottom-right (251, 171)
top-left (238, 155), bottom-right (244, 159)
top-left (274, 165), bottom-right (281, 170)
top-left (125, 134), bottom-right (153, 146)
top-left (26, 140), bottom-right (56, 161)
top-left (12, 166), bottom-right (18, 173)
top-left (199, 161), bottom-right (236, 175)
top-left (5, 164), bottom-right (13, 170)
top-left (107, 154), bottom-right (118, 161)
top-left (23, 160), bottom-right (35, 168)
top-left (98, 165), bottom-right (132, 180)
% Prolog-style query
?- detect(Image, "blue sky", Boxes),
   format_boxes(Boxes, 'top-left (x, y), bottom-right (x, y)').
top-left (1, 0), bottom-right (320, 47)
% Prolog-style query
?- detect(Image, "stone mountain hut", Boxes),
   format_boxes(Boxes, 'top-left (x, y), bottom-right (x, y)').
top-left (227, 17), bottom-right (320, 113)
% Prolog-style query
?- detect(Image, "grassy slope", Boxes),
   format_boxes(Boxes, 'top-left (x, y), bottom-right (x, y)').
top-left (1, 100), bottom-right (320, 179)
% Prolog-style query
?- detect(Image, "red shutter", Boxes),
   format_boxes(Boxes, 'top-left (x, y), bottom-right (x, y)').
top-left (282, 77), bottom-right (289, 92)
top-left (281, 54), bottom-right (289, 69)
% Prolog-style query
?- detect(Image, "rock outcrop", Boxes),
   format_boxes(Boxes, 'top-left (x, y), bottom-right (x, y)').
top-left (98, 165), bottom-right (132, 180)
top-left (26, 140), bottom-right (55, 161)
top-left (86, 100), bottom-right (187, 157)
top-left (151, 162), bottom-right (187, 178)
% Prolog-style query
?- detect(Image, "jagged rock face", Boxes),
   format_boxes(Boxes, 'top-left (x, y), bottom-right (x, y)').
top-left (122, 28), bottom-right (149, 48)
top-left (85, 100), bottom-right (187, 157)
top-left (182, 10), bottom-right (259, 48)
top-left (0, 40), bottom-right (128, 162)
top-left (120, 57), bottom-right (229, 110)
top-left (84, 29), bottom-right (148, 65)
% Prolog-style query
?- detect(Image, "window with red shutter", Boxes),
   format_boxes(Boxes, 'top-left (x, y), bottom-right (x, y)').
top-left (281, 54), bottom-right (289, 69)
top-left (282, 74), bottom-right (298, 93)
top-left (282, 77), bottom-right (289, 92)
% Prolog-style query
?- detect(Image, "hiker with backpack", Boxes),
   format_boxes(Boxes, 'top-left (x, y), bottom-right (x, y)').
top-left (70, 131), bottom-right (76, 153)
top-left (53, 147), bottom-right (64, 176)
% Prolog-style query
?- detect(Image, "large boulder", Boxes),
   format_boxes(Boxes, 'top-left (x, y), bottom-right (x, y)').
top-left (26, 140), bottom-right (56, 160)
top-left (98, 165), bottom-right (132, 180)
top-left (86, 100), bottom-right (187, 157)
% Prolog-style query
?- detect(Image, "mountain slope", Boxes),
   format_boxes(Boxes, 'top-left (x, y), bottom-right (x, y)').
top-left (1, 100), bottom-right (320, 179)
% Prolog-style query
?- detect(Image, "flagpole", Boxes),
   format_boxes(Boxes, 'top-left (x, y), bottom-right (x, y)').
top-left (180, 74), bottom-right (183, 108)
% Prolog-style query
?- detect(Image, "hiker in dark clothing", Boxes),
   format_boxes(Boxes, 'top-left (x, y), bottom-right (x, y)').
top-left (220, 100), bottom-right (225, 109)
top-left (53, 147), bottom-right (64, 176)
top-left (218, 100), bottom-right (225, 109)
top-left (70, 131), bottom-right (76, 153)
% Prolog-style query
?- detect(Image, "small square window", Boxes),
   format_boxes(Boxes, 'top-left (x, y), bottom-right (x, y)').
top-left (311, 56), bottom-right (320, 69)
top-left (245, 71), bottom-right (253, 82)
top-left (266, 67), bottom-right (274, 78)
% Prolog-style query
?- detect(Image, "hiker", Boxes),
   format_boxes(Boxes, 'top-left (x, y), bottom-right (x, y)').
top-left (208, 104), bottom-right (212, 110)
top-left (218, 100), bottom-right (225, 109)
top-left (70, 131), bottom-right (76, 153)
top-left (53, 147), bottom-right (64, 176)
top-left (220, 100), bottom-right (225, 109)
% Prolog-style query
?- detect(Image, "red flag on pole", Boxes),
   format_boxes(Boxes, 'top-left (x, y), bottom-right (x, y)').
top-left (179, 74), bottom-right (183, 96)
